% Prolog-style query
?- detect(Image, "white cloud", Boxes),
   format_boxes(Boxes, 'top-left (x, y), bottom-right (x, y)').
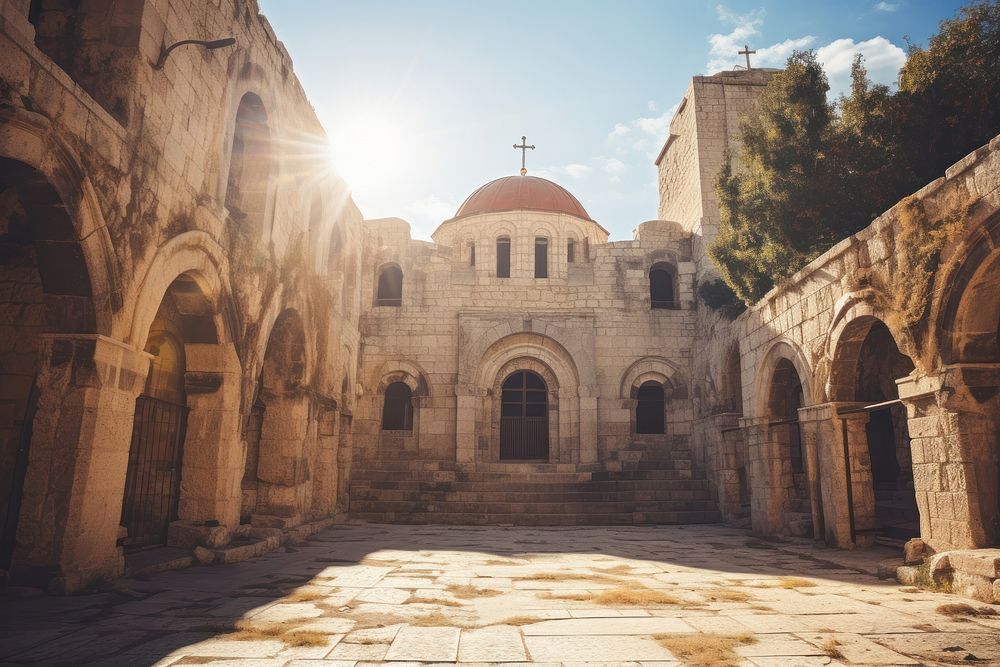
top-left (607, 103), bottom-right (679, 159)
top-left (601, 157), bottom-right (626, 174)
top-left (406, 194), bottom-right (456, 227)
top-left (817, 36), bottom-right (906, 97)
top-left (705, 5), bottom-right (905, 98)
top-left (561, 163), bottom-right (593, 178)
top-left (647, 100), bottom-right (658, 111)
top-left (608, 122), bottom-right (631, 140)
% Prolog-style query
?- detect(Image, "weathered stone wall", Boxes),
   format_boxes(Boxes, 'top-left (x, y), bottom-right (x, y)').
top-left (692, 136), bottom-right (1000, 551)
top-left (0, 0), bottom-right (363, 591)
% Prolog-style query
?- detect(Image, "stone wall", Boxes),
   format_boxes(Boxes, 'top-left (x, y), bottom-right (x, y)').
top-left (692, 135), bottom-right (1000, 551)
top-left (0, 0), bottom-right (363, 591)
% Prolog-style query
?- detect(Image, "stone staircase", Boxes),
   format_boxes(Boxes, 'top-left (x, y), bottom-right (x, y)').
top-left (348, 438), bottom-right (723, 525)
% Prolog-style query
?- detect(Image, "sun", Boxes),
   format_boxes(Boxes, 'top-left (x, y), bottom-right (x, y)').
top-left (326, 110), bottom-right (414, 199)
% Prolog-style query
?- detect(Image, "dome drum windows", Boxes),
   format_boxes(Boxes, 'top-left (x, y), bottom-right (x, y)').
top-left (534, 237), bottom-right (548, 278)
top-left (496, 237), bottom-right (511, 278)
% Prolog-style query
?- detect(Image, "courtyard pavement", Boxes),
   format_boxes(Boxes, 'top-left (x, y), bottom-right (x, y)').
top-left (1, 523), bottom-right (999, 666)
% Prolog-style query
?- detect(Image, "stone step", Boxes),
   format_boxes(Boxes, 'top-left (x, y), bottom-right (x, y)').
top-left (349, 489), bottom-right (717, 507)
top-left (351, 478), bottom-right (714, 493)
top-left (348, 509), bottom-right (723, 526)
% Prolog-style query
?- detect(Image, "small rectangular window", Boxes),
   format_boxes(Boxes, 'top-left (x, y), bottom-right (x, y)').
top-left (469, 241), bottom-right (476, 266)
top-left (496, 238), bottom-right (510, 278)
top-left (535, 238), bottom-right (548, 278)
top-left (567, 239), bottom-right (575, 264)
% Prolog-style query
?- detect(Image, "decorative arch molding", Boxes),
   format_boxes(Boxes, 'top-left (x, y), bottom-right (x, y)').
top-left (618, 356), bottom-right (686, 400)
top-left (645, 248), bottom-right (683, 267)
top-left (472, 332), bottom-right (582, 397)
top-left (826, 305), bottom-right (916, 402)
top-left (0, 109), bottom-right (121, 334)
top-left (122, 231), bottom-right (231, 347)
top-left (752, 339), bottom-right (814, 418)
top-left (462, 323), bottom-right (593, 390)
top-left (251, 292), bottom-right (317, 389)
top-left (933, 210), bottom-right (1000, 365)
top-left (492, 357), bottom-right (560, 398)
top-left (374, 360), bottom-right (430, 397)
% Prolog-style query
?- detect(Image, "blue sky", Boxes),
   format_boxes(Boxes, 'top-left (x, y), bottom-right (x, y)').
top-left (259, 0), bottom-right (964, 240)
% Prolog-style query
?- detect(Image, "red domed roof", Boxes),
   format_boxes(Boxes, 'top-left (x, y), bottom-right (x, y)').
top-left (452, 175), bottom-right (592, 221)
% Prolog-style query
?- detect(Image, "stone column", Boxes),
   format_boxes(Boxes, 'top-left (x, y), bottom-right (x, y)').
top-left (742, 416), bottom-right (785, 536)
top-left (175, 343), bottom-right (244, 534)
top-left (697, 413), bottom-right (743, 521)
top-left (899, 367), bottom-right (1000, 550)
top-left (336, 411), bottom-right (353, 513)
top-left (311, 399), bottom-right (340, 518)
top-left (13, 334), bottom-right (151, 593)
top-left (798, 403), bottom-right (875, 548)
top-left (578, 389), bottom-right (598, 464)
top-left (454, 386), bottom-right (478, 466)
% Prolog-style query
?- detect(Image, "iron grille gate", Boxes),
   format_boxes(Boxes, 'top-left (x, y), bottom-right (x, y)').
top-left (500, 370), bottom-right (549, 460)
top-left (120, 395), bottom-right (188, 550)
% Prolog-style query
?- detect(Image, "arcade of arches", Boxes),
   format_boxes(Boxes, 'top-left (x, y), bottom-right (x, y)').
top-left (1, 0), bottom-right (1000, 602)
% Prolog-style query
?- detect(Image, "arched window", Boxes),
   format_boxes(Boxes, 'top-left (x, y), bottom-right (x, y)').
top-left (225, 93), bottom-right (272, 232)
top-left (468, 240), bottom-right (476, 266)
top-left (376, 265), bottom-right (403, 306)
top-left (534, 237), bottom-right (548, 278)
top-left (567, 238), bottom-right (576, 264)
top-left (382, 382), bottom-right (413, 431)
top-left (649, 264), bottom-right (678, 309)
top-left (496, 237), bottom-right (511, 278)
top-left (635, 381), bottom-right (665, 434)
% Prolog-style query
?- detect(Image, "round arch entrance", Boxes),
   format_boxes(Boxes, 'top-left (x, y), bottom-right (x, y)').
top-left (500, 370), bottom-right (549, 460)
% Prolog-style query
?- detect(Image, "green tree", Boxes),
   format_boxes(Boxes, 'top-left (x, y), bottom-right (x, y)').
top-left (711, 51), bottom-right (844, 304)
top-left (709, 1), bottom-right (1000, 307)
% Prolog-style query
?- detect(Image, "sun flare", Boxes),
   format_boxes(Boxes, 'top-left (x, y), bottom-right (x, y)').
top-left (326, 110), bottom-right (414, 197)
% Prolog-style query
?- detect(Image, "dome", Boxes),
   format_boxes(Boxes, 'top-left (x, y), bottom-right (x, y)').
top-left (452, 175), bottom-right (592, 221)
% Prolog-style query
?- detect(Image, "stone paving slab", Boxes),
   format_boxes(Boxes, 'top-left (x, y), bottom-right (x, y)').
top-left (1, 523), bottom-right (998, 666)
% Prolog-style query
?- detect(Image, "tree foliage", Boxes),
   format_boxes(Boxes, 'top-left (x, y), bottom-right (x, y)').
top-left (710, 1), bottom-right (1000, 305)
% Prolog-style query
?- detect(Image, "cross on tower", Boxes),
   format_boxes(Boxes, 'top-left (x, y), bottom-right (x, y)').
top-left (739, 44), bottom-right (756, 70)
top-left (513, 135), bottom-right (535, 176)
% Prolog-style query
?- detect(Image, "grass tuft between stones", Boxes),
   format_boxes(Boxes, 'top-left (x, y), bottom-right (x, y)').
top-left (653, 632), bottom-right (757, 666)
top-left (936, 603), bottom-right (999, 618)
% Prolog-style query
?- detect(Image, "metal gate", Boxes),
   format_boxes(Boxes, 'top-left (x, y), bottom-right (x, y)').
top-left (500, 371), bottom-right (549, 460)
top-left (120, 395), bottom-right (188, 550)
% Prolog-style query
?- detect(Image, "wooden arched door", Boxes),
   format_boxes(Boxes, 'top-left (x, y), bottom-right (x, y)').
top-left (500, 370), bottom-right (548, 460)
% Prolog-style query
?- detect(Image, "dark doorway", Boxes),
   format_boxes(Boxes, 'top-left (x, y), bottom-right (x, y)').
top-left (500, 371), bottom-right (549, 460)
top-left (120, 396), bottom-right (188, 550)
top-left (855, 320), bottom-right (918, 542)
top-left (635, 381), bottom-right (665, 434)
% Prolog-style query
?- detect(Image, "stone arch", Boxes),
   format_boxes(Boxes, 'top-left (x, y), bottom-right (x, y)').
top-left (936, 211), bottom-right (1000, 365)
top-left (828, 314), bottom-right (919, 543)
top-left (490, 357), bottom-right (560, 461)
top-left (752, 340), bottom-right (813, 419)
top-left (618, 356), bottom-right (685, 400)
top-left (0, 154), bottom-right (107, 576)
top-left (121, 231), bottom-right (230, 347)
top-left (0, 110), bottom-right (120, 335)
top-left (619, 356), bottom-right (686, 437)
top-left (468, 332), bottom-right (583, 464)
top-left (375, 361), bottom-right (430, 397)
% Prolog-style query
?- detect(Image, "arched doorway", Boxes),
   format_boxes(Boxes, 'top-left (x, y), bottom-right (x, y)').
top-left (121, 274), bottom-right (218, 550)
top-left (500, 370), bottom-right (549, 460)
top-left (635, 381), bottom-right (665, 434)
top-left (766, 357), bottom-right (810, 533)
top-left (0, 157), bottom-right (97, 568)
top-left (856, 321), bottom-right (918, 541)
